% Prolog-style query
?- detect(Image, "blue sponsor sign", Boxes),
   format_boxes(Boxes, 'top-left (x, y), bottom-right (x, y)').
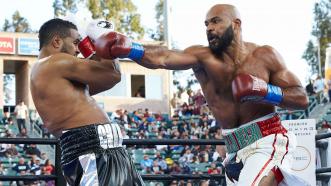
top-left (18, 38), bottom-right (39, 56)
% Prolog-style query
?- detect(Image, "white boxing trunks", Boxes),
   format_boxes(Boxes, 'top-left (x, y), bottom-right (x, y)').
top-left (222, 113), bottom-right (310, 186)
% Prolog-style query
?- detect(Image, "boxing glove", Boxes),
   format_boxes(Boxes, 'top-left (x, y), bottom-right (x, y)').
top-left (232, 74), bottom-right (283, 105)
top-left (94, 32), bottom-right (144, 61)
top-left (79, 19), bottom-right (115, 59)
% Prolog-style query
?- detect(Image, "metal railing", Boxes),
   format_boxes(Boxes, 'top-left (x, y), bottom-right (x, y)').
top-left (0, 133), bottom-right (330, 184)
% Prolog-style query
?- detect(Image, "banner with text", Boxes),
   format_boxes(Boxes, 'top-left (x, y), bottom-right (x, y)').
top-left (282, 119), bottom-right (316, 186)
top-left (0, 37), bottom-right (15, 54)
top-left (18, 38), bottom-right (39, 56)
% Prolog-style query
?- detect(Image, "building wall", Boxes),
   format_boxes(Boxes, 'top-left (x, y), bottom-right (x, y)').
top-left (0, 32), bottom-right (172, 115)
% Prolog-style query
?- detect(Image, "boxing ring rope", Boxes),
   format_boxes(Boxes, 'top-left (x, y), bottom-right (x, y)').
top-left (0, 133), bottom-right (330, 184)
top-left (141, 174), bottom-right (225, 181)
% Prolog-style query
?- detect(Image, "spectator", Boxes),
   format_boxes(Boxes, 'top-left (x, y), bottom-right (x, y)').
top-left (154, 111), bottom-right (164, 122)
top-left (41, 166), bottom-right (55, 186)
top-left (25, 144), bottom-right (41, 158)
top-left (122, 110), bottom-right (130, 124)
top-left (30, 156), bottom-right (42, 175)
top-left (151, 160), bottom-right (163, 174)
top-left (4, 144), bottom-right (18, 158)
top-left (180, 149), bottom-right (194, 163)
top-left (110, 109), bottom-right (122, 121)
top-left (314, 76), bottom-right (325, 103)
top-left (43, 159), bottom-right (55, 175)
top-left (321, 120), bottom-right (331, 129)
top-left (40, 153), bottom-right (48, 165)
top-left (305, 79), bottom-right (315, 96)
top-left (0, 144), bottom-right (9, 157)
top-left (14, 101), bottom-right (28, 133)
top-left (327, 76), bottom-right (331, 102)
top-left (207, 162), bottom-right (221, 174)
top-left (172, 110), bottom-right (181, 121)
top-left (193, 89), bottom-right (206, 110)
top-left (29, 110), bottom-right (40, 131)
top-left (154, 152), bottom-right (168, 172)
top-left (170, 93), bottom-right (181, 112)
top-left (3, 129), bottom-right (14, 138)
top-left (42, 124), bottom-right (51, 138)
top-left (132, 110), bottom-right (142, 124)
top-left (6, 117), bottom-right (14, 128)
top-left (140, 155), bottom-right (153, 170)
top-left (169, 161), bottom-right (181, 175)
top-left (12, 158), bottom-right (30, 175)
top-left (1, 112), bottom-right (10, 125)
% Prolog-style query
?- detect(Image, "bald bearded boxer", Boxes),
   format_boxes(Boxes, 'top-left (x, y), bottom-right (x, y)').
top-left (30, 18), bottom-right (144, 186)
top-left (92, 4), bottom-right (310, 186)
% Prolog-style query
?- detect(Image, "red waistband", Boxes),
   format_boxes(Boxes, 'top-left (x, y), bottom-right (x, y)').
top-left (256, 114), bottom-right (287, 136)
top-left (224, 114), bottom-right (287, 153)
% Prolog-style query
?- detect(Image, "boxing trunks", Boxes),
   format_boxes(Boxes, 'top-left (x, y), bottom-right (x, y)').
top-left (222, 113), bottom-right (310, 186)
top-left (59, 123), bottom-right (144, 186)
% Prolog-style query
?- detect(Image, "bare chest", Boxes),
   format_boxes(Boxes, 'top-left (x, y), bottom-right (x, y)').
top-left (195, 55), bottom-right (270, 91)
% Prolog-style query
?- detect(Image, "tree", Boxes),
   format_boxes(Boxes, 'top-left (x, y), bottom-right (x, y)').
top-left (53, 0), bottom-right (145, 39)
top-left (86, 0), bottom-right (144, 39)
top-left (149, 0), bottom-right (164, 41)
top-left (2, 11), bottom-right (31, 33)
top-left (302, 40), bottom-right (319, 75)
top-left (53, 0), bottom-right (79, 17)
top-left (303, 0), bottom-right (331, 77)
top-left (2, 19), bottom-right (11, 31)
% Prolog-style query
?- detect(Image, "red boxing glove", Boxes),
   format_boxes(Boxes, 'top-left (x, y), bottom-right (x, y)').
top-left (94, 32), bottom-right (144, 61)
top-left (78, 36), bottom-right (95, 58)
top-left (232, 74), bottom-right (283, 105)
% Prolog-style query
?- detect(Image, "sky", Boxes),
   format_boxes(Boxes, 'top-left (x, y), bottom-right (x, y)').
top-left (0, 0), bottom-right (317, 85)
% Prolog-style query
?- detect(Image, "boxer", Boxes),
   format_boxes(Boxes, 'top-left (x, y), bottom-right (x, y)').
top-left (92, 4), bottom-right (310, 186)
top-left (30, 18), bottom-right (144, 186)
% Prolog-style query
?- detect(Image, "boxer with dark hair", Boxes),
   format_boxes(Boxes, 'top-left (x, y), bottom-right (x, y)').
top-left (31, 18), bottom-right (144, 186)
top-left (93, 4), bottom-right (309, 186)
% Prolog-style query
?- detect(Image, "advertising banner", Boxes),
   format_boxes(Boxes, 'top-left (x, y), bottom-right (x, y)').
top-left (0, 37), bottom-right (15, 54)
top-left (282, 119), bottom-right (316, 186)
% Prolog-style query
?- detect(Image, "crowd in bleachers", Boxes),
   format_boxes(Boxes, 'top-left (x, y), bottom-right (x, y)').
top-left (0, 112), bottom-right (55, 186)
top-left (110, 89), bottom-right (226, 185)
top-left (0, 85), bottom-right (330, 185)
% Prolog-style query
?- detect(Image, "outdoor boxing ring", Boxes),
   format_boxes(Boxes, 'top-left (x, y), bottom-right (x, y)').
top-left (0, 132), bottom-right (331, 185)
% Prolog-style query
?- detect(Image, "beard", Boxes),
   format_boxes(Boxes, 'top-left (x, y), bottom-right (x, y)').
top-left (208, 26), bottom-right (234, 54)
top-left (60, 42), bottom-right (78, 56)
top-left (60, 43), bottom-right (70, 54)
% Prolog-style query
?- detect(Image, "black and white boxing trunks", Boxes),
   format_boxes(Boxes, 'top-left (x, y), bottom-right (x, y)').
top-left (59, 123), bottom-right (144, 186)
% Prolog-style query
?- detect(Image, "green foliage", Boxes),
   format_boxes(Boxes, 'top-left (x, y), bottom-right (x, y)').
top-left (303, 0), bottom-right (331, 76)
top-left (149, 0), bottom-right (164, 41)
top-left (53, 0), bottom-right (79, 17)
top-left (2, 11), bottom-right (31, 33)
top-left (86, 0), bottom-right (144, 39)
top-left (302, 40), bottom-right (319, 75)
top-left (2, 19), bottom-right (11, 32)
top-left (53, 0), bottom-right (144, 39)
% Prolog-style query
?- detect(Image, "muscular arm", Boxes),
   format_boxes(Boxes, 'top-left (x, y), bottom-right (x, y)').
top-left (138, 45), bottom-right (201, 70)
top-left (265, 46), bottom-right (309, 110)
top-left (52, 53), bottom-right (121, 95)
top-left (88, 58), bottom-right (121, 95)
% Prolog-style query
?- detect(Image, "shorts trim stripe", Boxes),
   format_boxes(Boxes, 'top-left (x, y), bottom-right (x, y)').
top-left (78, 153), bottom-right (99, 186)
top-left (251, 134), bottom-right (278, 186)
top-left (281, 134), bottom-right (289, 164)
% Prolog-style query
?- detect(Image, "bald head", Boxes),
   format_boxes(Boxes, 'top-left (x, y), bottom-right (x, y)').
top-left (207, 4), bottom-right (241, 21)
top-left (205, 4), bottom-right (242, 54)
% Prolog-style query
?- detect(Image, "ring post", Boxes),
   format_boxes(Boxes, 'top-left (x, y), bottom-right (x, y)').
top-left (55, 143), bottom-right (66, 185)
